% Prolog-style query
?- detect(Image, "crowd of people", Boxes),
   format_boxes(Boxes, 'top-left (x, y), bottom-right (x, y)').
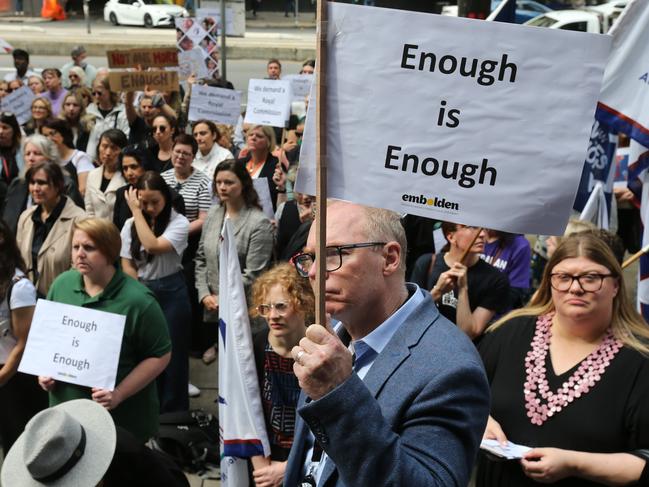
top-left (0, 44), bottom-right (648, 487)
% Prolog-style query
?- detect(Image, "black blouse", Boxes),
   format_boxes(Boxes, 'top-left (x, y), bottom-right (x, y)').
top-left (477, 315), bottom-right (649, 487)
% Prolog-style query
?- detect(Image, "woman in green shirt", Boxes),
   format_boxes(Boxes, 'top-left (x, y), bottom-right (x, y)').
top-left (39, 218), bottom-right (171, 442)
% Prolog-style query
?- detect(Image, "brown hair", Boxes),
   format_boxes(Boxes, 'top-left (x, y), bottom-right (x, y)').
top-left (490, 233), bottom-right (649, 355)
top-left (26, 161), bottom-right (65, 195)
top-left (250, 262), bottom-right (315, 324)
top-left (72, 218), bottom-right (122, 264)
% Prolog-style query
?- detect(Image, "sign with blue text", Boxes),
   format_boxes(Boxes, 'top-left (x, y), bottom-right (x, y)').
top-left (296, 3), bottom-right (611, 235)
top-left (19, 300), bottom-right (125, 390)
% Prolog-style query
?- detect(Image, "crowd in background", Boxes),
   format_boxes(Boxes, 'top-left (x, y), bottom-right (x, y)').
top-left (0, 44), bottom-right (648, 487)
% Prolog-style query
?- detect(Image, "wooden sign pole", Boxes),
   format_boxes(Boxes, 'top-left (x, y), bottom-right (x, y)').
top-left (315, 0), bottom-right (328, 326)
top-left (459, 227), bottom-right (483, 264)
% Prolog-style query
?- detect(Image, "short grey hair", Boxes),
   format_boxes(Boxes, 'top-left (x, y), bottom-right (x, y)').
top-left (363, 206), bottom-right (408, 274)
top-left (22, 134), bottom-right (60, 165)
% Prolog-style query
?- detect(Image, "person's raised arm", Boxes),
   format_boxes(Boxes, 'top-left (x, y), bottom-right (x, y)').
top-left (125, 187), bottom-right (174, 255)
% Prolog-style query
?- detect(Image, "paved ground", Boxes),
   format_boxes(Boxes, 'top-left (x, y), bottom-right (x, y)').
top-left (0, 11), bottom-right (316, 59)
top-left (186, 354), bottom-right (221, 486)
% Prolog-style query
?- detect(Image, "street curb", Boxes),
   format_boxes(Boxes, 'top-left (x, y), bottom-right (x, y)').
top-left (1, 36), bottom-right (316, 60)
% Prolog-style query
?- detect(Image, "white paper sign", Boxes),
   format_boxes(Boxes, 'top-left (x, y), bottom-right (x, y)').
top-left (253, 177), bottom-right (275, 220)
top-left (244, 79), bottom-right (292, 128)
top-left (189, 84), bottom-right (242, 125)
top-left (197, 7), bottom-right (235, 36)
top-left (19, 299), bottom-right (126, 390)
top-left (178, 49), bottom-right (209, 81)
top-left (480, 439), bottom-right (531, 460)
top-left (296, 3), bottom-right (611, 235)
top-left (0, 86), bottom-right (34, 125)
top-left (284, 74), bottom-right (313, 102)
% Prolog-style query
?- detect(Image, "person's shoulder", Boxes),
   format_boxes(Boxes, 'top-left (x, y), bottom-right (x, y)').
top-left (169, 210), bottom-right (190, 228)
top-left (62, 196), bottom-right (86, 217)
top-left (191, 169), bottom-right (211, 184)
top-left (49, 269), bottom-right (83, 293)
top-left (485, 313), bottom-right (536, 341)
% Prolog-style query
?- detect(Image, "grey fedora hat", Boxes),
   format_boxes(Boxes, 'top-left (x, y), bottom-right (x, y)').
top-left (1, 399), bottom-right (116, 486)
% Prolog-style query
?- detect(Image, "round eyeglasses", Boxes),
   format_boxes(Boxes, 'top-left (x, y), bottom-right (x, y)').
top-left (256, 302), bottom-right (290, 317)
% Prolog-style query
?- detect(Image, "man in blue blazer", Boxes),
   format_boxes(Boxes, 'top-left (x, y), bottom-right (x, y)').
top-left (285, 201), bottom-right (490, 487)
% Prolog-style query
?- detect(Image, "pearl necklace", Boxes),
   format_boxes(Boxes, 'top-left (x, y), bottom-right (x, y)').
top-left (523, 313), bottom-right (622, 426)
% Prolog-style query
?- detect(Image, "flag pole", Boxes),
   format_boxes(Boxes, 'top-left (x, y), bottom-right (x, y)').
top-left (622, 244), bottom-right (649, 269)
top-left (315, 0), bottom-right (328, 326)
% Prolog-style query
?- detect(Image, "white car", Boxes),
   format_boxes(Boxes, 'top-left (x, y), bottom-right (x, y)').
top-left (524, 10), bottom-right (604, 32)
top-left (104, 0), bottom-right (189, 28)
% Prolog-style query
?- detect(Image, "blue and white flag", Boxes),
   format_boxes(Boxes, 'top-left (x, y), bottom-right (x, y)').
top-left (218, 219), bottom-right (270, 486)
top-left (595, 0), bottom-right (649, 148)
top-left (486, 0), bottom-right (516, 23)
top-left (591, 0), bottom-right (649, 320)
top-left (572, 120), bottom-right (617, 226)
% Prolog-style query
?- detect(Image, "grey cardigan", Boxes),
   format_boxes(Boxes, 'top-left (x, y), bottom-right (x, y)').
top-left (194, 204), bottom-right (274, 307)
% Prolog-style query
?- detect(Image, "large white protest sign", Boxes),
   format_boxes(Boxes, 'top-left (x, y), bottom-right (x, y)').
top-left (244, 79), bottom-right (292, 128)
top-left (19, 300), bottom-right (126, 390)
top-left (296, 3), bottom-right (611, 235)
top-left (0, 86), bottom-right (34, 125)
top-left (284, 74), bottom-right (313, 102)
top-left (188, 84), bottom-right (242, 125)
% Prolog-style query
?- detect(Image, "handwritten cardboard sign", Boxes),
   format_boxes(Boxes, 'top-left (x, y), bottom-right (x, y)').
top-left (107, 47), bottom-right (179, 69)
top-left (108, 70), bottom-right (179, 93)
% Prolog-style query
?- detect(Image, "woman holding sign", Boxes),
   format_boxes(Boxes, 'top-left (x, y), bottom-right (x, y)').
top-left (478, 233), bottom-right (649, 486)
top-left (120, 171), bottom-right (191, 413)
top-left (42, 218), bottom-right (172, 442)
top-left (0, 220), bottom-right (47, 455)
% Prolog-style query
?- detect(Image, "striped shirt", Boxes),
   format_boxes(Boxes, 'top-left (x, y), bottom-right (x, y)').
top-left (161, 169), bottom-right (212, 222)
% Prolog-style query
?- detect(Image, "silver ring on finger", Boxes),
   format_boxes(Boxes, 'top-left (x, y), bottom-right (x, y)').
top-left (296, 350), bottom-right (305, 365)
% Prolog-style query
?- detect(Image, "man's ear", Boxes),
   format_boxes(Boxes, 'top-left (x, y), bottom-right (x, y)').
top-left (382, 242), bottom-right (402, 276)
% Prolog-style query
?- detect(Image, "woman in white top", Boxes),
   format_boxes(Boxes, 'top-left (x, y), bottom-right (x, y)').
top-left (120, 171), bottom-right (191, 413)
top-left (85, 77), bottom-right (130, 161)
top-left (192, 119), bottom-right (234, 180)
top-left (41, 118), bottom-right (94, 196)
top-left (0, 220), bottom-right (47, 455)
top-left (85, 129), bottom-right (127, 220)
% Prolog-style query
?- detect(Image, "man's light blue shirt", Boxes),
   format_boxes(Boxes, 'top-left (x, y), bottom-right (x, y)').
top-left (304, 283), bottom-right (427, 485)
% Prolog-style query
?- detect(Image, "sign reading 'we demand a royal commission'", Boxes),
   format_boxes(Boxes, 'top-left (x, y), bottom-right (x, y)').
top-left (296, 3), bottom-right (611, 235)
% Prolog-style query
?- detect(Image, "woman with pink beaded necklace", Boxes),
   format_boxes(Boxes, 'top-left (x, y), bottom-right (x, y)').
top-left (477, 233), bottom-right (649, 487)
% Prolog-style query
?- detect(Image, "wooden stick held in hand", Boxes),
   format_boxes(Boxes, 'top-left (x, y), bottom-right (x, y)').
top-left (622, 244), bottom-right (649, 269)
top-left (459, 227), bottom-right (483, 265)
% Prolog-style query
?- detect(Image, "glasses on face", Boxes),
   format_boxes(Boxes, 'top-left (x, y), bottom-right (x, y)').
top-left (92, 91), bottom-right (102, 97)
top-left (173, 149), bottom-right (193, 158)
top-left (549, 273), bottom-right (614, 293)
top-left (32, 106), bottom-right (47, 111)
top-left (256, 302), bottom-right (290, 317)
top-left (292, 242), bottom-right (387, 278)
top-left (153, 125), bottom-right (167, 133)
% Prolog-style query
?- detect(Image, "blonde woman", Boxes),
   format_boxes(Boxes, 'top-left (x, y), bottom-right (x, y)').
top-left (478, 233), bottom-right (649, 486)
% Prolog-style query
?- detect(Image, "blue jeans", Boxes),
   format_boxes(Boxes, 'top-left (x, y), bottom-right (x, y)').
top-left (143, 271), bottom-right (191, 413)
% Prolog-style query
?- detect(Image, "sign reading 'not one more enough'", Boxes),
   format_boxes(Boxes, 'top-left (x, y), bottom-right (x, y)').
top-left (296, 3), bottom-right (612, 235)
top-left (19, 300), bottom-right (125, 390)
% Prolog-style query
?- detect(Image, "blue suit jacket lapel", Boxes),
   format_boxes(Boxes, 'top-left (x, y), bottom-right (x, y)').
top-left (316, 296), bottom-right (440, 487)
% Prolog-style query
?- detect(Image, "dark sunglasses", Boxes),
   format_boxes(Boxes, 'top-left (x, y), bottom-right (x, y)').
top-left (153, 125), bottom-right (167, 133)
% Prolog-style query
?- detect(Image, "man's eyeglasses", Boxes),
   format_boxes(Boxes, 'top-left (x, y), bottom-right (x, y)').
top-left (256, 302), bottom-right (290, 317)
top-left (292, 242), bottom-right (386, 278)
top-left (173, 150), bottom-right (193, 158)
top-left (549, 273), bottom-right (614, 293)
